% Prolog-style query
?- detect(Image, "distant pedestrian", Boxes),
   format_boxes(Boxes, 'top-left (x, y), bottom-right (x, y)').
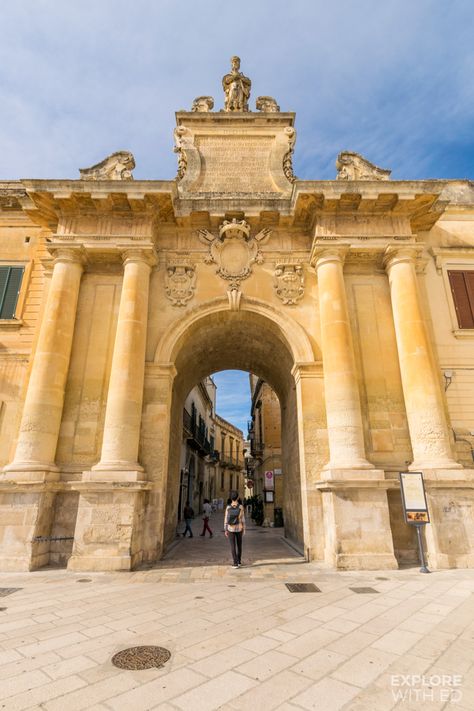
top-left (224, 490), bottom-right (245, 568)
top-left (182, 501), bottom-right (194, 538)
top-left (200, 499), bottom-right (213, 537)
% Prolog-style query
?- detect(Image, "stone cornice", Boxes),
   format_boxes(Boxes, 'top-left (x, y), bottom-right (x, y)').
top-left (1, 177), bottom-right (473, 236)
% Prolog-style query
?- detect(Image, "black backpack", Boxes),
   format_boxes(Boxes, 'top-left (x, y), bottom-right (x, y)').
top-left (227, 505), bottom-right (241, 526)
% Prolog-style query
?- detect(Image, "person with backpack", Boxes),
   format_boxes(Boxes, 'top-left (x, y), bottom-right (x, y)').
top-left (224, 490), bottom-right (246, 568)
top-left (182, 501), bottom-right (194, 538)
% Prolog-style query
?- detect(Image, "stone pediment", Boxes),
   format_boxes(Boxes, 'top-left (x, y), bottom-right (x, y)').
top-left (174, 112), bottom-right (296, 197)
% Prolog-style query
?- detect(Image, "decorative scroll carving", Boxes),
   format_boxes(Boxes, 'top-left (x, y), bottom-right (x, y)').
top-left (79, 151), bottom-right (135, 181)
top-left (191, 96), bottom-right (214, 112)
top-left (336, 151), bottom-right (391, 181)
top-left (165, 260), bottom-right (196, 306)
top-left (222, 56), bottom-right (251, 112)
top-left (256, 96), bottom-right (280, 113)
top-left (198, 219), bottom-right (271, 288)
top-left (282, 127), bottom-right (297, 183)
top-left (274, 262), bottom-right (304, 305)
top-left (173, 126), bottom-right (194, 180)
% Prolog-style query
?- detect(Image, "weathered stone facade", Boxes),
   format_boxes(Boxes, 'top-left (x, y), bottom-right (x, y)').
top-left (1, 60), bottom-right (474, 571)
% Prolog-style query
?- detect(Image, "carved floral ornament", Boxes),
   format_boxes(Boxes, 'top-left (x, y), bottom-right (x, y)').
top-left (198, 219), bottom-right (271, 288)
top-left (274, 262), bottom-right (305, 305)
top-left (164, 259), bottom-right (196, 306)
top-left (283, 127), bottom-right (297, 183)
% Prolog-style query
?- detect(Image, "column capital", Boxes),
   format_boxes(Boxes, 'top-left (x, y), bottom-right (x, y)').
top-left (310, 244), bottom-right (349, 270)
top-left (121, 247), bottom-right (157, 268)
top-left (383, 245), bottom-right (423, 272)
top-left (48, 245), bottom-right (88, 268)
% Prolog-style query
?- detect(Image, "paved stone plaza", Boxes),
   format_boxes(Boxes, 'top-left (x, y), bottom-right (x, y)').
top-left (0, 525), bottom-right (473, 710)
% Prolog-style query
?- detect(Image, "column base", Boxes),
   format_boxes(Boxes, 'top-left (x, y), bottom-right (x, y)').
top-left (0, 482), bottom-right (57, 571)
top-left (409, 460), bottom-right (463, 471)
top-left (84, 468), bottom-right (145, 483)
top-left (1, 463), bottom-right (60, 483)
top-left (317, 469), bottom-right (398, 570)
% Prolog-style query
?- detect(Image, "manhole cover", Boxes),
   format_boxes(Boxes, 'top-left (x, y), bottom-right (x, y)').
top-left (349, 587), bottom-right (379, 594)
top-left (375, 577), bottom-right (388, 581)
top-left (111, 646), bottom-right (171, 670)
top-left (285, 583), bottom-right (321, 593)
top-left (76, 578), bottom-right (92, 583)
top-left (0, 588), bottom-right (22, 597)
top-left (194, 596), bottom-right (204, 599)
top-left (0, 607), bottom-right (6, 611)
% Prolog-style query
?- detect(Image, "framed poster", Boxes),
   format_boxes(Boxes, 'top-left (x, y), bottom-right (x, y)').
top-left (264, 490), bottom-right (274, 503)
top-left (399, 472), bottom-right (430, 524)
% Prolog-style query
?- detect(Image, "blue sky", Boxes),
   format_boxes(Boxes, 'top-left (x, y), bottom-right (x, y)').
top-left (2, 1), bottom-right (474, 431)
top-left (212, 371), bottom-right (251, 436)
top-left (1, 1), bottom-right (474, 181)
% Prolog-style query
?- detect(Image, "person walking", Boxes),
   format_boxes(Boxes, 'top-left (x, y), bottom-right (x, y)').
top-left (182, 501), bottom-right (194, 538)
top-left (200, 498), bottom-right (213, 537)
top-left (224, 490), bottom-right (245, 568)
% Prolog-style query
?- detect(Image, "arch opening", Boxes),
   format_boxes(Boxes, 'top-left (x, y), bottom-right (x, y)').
top-left (150, 307), bottom-right (313, 560)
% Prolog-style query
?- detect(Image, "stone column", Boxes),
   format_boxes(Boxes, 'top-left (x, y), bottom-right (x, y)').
top-left (68, 248), bottom-right (156, 572)
top-left (3, 247), bottom-right (85, 481)
top-left (90, 248), bottom-right (156, 479)
top-left (384, 247), bottom-right (460, 469)
top-left (313, 247), bottom-right (372, 469)
top-left (0, 247), bottom-right (84, 571)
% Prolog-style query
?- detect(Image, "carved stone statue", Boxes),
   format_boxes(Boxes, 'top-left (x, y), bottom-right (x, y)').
top-left (222, 56), bottom-right (251, 112)
top-left (79, 151), bottom-right (135, 181)
top-left (256, 96), bottom-right (280, 113)
top-left (336, 151), bottom-right (391, 181)
top-left (191, 96), bottom-right (214, 112)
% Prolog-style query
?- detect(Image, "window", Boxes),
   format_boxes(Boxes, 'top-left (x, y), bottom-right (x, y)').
top-left (0, 266), bottom-right (24, 319)
top-left (448, 271), bottom-right (474, 329)
top-left (220, 470), bottom-right (225, 489)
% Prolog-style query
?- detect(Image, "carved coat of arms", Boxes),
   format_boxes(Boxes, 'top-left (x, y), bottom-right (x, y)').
top-left (274, 262), bottom-right (305, 305)
top-left (165, 262), bottom-right (196, 306)
top-left (198, 219), bottom-right (271, 288)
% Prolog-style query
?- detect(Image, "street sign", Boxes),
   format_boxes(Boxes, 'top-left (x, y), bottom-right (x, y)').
top-left (246, 480), bottom-right (254, 488)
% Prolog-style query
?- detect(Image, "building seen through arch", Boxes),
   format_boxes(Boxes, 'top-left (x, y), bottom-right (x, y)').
top-left (0, 57), bottom-right (474, 572)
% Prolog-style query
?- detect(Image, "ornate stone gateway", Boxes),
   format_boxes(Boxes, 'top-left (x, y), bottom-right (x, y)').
top-left (0, 59), bottom-right (473, 572)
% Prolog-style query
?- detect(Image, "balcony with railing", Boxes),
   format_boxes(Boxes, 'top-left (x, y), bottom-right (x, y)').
top-left (183, 408), bottom-right (212, 456)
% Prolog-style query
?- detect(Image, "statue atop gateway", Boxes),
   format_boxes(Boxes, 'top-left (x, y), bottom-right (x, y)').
top-left (222, 56), bottom-right (251, 111)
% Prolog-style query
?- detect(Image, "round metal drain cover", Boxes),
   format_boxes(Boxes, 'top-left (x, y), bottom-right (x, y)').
top-left (111, 645), bottom-right (171, 670)
top-left (76, 578), bottom-right (92, 583)
top-left (0, 607), bottom-right (6, 612)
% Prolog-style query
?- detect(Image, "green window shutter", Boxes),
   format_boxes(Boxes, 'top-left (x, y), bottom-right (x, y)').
top-left (0, 266), bottom-right (24, 319)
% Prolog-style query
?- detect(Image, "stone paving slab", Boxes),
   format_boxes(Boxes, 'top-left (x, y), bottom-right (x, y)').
top-left (0, 527), bottom-right (473, 709)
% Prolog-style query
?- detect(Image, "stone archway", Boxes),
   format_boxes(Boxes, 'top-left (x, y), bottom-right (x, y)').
top-left (138, 297), bottom-right (321, 565)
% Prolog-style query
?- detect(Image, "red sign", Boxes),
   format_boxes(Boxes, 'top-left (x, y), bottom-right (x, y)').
top-left (246, 480), bottom-right (254, 488)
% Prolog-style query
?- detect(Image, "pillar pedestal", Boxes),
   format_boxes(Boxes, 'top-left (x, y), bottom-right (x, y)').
top-left (67, 480), bottom-right (150, 572)
top-left (317, 470), bottom-right (398, 570)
